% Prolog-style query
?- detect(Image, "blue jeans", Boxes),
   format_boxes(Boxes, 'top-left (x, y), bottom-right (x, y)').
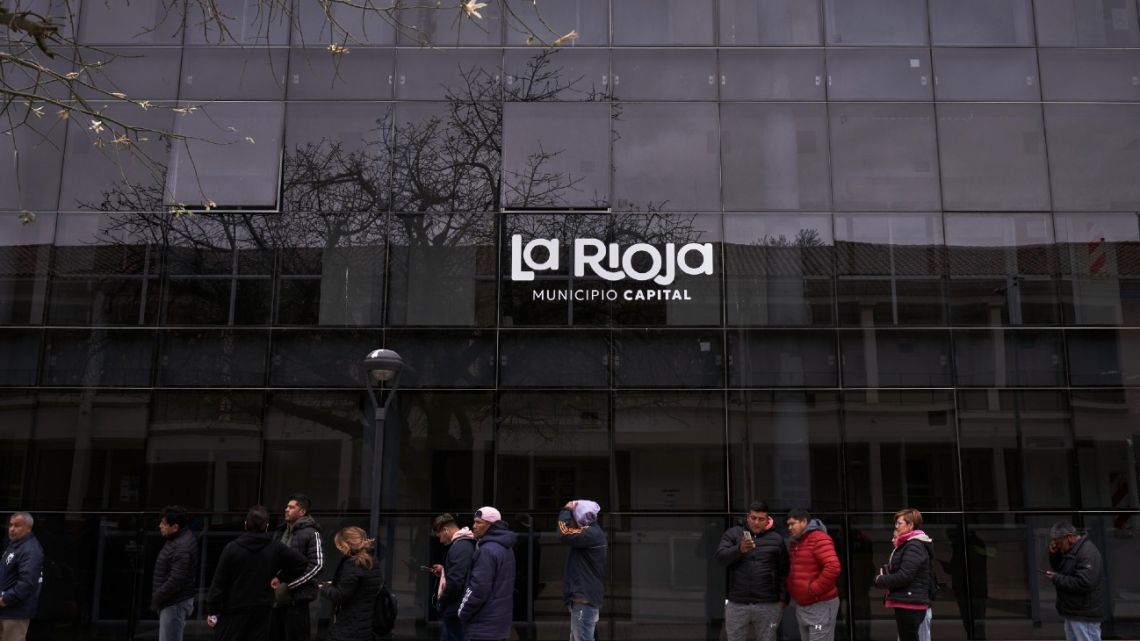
top-left (159, 597), bottom-right (194, 641)
top-left (441, 614), bottom-right (464, 641)
top-left (1064, 619), bottom-right (1101, 641)
top-left (569, 603), bottom-right (600, 641)
top-left (917, 607), bottom-right (931, 641)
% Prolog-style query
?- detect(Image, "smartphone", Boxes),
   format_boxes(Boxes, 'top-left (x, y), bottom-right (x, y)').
top-left (742, 530), bottom-right (753, 542)
top-left (1038, 569), bottom-right (1050, 574)
top-left (419, 565), bottom-right (435, 573)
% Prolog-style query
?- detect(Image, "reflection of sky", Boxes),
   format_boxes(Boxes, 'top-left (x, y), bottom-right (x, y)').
top-left (944, 213), bottom-right (1052, 247)
top-left (614, 104), bottom-right (719, 211)
top-left (834, 213), bottom-right (942, 245)
top-left (724, 214), bottom-right (832, 245)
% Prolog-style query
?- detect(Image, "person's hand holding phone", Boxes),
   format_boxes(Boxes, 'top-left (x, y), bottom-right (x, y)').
top-left (739, 529), bottom-right (756, 553)
top-left (430, 564), bottom-right (444, 577)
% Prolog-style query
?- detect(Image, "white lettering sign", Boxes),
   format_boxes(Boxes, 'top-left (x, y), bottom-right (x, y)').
top-left (511, 235), bottom-right (713, 286)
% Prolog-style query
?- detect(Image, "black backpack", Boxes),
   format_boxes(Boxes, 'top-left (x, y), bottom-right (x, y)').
top-left (927, 550), bottom-right (944, 600)
top-left (373, 583), bottom-right (398, 637)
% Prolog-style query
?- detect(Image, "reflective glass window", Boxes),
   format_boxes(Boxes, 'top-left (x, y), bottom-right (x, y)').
top-left (269, 330), bottom-right (380, 387)
top-left (505, 0), bottom-right (609, 45)
top-left (42, 329), bottom-right (155, 386)
top-left (614, 391), bottom-right (726, 511)
top-left (1071, 389), bottom-right (1140, 510)
top-left (503, 102), bottom-right (610, 208)
top-left (392, 103), bottom-right (500, 213)
top-left (1034, 0), bottom-right (1140, 46)
top-left (723, 213), bottom-right (834, 326)
top-left (825, 48), bottom-right (932, 101)
top-left (954, 329), bottom-right (1065, 387)
top-left (719, 50), bottom-right (826, 101)
top-left (0, 213), bottom-right (52, 325)
top-left (504, 49), bottom-right (609, 101)
top-left (287, 48), bottom-right (395, 100)
top-left (182, 0), bottom-right (290, 45)
top-left (75, 48), bottom-right (181, 100)
top-left (292, 0), bottom-right (396, 45)
top-left (1039, 49), bottom-right (1140, 102)
top-left (613, 103), bottom-right (720, 212)
top-left (78, 0), bottom-right (183, 44)
top-left (839, 329), bottom-right (952, 387)
top-left (156, 329), bottom-right (268, 387)
top-left (929, 0), bottom-right (1035, 45)
top-left (0, 106), bottom-right (64, 212)
top-left (727, 330), bottom-right (837, 386)
top-left (932, 48), bottom-right (1040, 101)
top-left (387, 330), bottom-right (496, 388)
top-left (721, 104), bottom-right (831, 211)
top-left (1066, 329), bottom-right (1140, 386)
top-left (612, 49), bottom-right (717, 101)
top-left (1055, 212), bottom-right (1140, 326)
top-left (829, 104), bottom-right (941, 211)
top-left (843, 390), bottom-right (960, 511)
top-left (824, 0), bottom-right (928, 45)
top-left (179, 47), bottom-right (287, 100)
top-left (388, 213), bottom-right (496, 327)
top-left (0, 392), bottom-right (32, 507)
top-left (397, 3), bottom-right (502, 46)
top-left (395, 49), bottom-right (501, 100)
top-left (959, 390), bottom-right (1075, 510)
top-left (612, 0), bottom-right (715, 45)
top-left (0, 329), bottom-right (41, 386)
top-left (719, 0), bottom-right (822, 45)
top-left (614, 330), bottom-right (723, 388)
top-left (499, 330), bottom-right (609, 388)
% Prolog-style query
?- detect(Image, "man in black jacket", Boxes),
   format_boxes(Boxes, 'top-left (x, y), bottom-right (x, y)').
top-left (557, 500), bottom-right (606, 641)
top-left (152, 506), bottom-right (199, 641)
top-left (715, 501), bottom-right (789, 641)
top-left (207, 506), bottom-right (307, 641)
top-left (271, 494), bottom-right (324, 641)
top-left (431, 513), bottom-right (476, 641)
top-left (1043, 521), bottom-right (1104, 641)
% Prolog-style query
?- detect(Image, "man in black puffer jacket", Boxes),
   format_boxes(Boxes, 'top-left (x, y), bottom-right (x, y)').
top-left (558, 500), bottom-right (606, 641)
top-left (431, 513), bottom-right (476, 641)
top-left (152, 506), bottom-right (199, 641)
top-left (715, 501), bottom-right (789, 641)
top-left (1044, 521), bottom-right (1104, 641)
top-left (459, 507), bottom-right (517, 641)
top-left (207, 506), bottom-right (308, 641)
top-left (271, 494), bottom-right (324, 641)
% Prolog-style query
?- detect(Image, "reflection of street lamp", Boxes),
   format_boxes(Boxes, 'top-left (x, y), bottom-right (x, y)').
top-left (363, 348), bottom-right (403, 540)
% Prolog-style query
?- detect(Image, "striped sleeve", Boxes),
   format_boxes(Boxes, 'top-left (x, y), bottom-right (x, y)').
top-left (288, 530), bottom-right (324, 589)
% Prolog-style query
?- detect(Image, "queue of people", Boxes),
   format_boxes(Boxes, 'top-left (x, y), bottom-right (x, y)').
top-left (0, 503), bottom-right (1110, 641)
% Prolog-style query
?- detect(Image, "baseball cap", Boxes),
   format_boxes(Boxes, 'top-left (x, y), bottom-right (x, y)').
top-left (474, 506), bottom-right (501, 523)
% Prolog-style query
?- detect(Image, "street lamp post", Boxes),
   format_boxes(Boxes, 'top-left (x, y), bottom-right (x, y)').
top-left (363, 348), bottom-right (403, 540)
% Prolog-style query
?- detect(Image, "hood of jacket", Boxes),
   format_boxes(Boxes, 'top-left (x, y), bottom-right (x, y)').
top-left (234, 531), bottom-right (274, 552)
top-left (479, 522), bottom-right (517, 549)
top-left (793, 518), bottom-right (828, 540)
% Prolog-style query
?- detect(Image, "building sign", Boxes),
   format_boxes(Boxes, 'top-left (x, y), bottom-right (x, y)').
top-left (510, 234), bottom-right (714, 302)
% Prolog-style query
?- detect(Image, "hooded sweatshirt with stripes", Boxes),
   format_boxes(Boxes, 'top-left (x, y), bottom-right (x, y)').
top-left (274, 515), bottom-right (324, 603)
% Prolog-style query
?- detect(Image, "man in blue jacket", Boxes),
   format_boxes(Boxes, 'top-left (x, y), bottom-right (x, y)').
top-left (557, 500), bottom-right (607, 641)
top-left (458, 506), bottom-right (517, 641)
top-left (431, 513), bottom-right (476, 641)
top-left (0, 512), bottom-right (44, 641)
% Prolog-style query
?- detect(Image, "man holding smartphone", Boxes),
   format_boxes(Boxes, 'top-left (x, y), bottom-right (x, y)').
top-left (715, 501), bottom-right (789, 641)
top-left (1043, 521), bottom-right (1103, 641)
top-left (430, 513), bottom-right (476, 641)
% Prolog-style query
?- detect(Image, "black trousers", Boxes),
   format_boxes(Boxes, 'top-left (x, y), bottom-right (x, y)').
top-left (893, 607), bottom-right (928, 641)
top-left (271, 601), bottom-right (312, 641)
top-left (214, 608), bottom-right (271, 641)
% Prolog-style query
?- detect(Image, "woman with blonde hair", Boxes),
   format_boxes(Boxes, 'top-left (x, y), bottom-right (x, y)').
top-left (318, 526), bottom-right (384, 641)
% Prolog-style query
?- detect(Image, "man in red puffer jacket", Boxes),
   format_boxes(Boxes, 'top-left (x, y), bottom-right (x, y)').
top-left (786, 509), bottom-right (841, 641)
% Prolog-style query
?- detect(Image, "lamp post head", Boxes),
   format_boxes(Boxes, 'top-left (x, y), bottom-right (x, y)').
top-left (364, 348), bottom-right (403, 382)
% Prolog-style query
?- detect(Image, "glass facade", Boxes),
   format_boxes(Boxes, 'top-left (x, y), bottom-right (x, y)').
top-left (3, 0), bottom-right (1140, 639)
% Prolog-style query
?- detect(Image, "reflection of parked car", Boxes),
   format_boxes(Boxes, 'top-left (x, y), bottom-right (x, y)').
top-left (30, 559), bottom-right (81, 641)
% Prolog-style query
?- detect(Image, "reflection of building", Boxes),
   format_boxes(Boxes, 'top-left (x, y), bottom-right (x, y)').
top-left (3, 1), bottom-right (1140, 639)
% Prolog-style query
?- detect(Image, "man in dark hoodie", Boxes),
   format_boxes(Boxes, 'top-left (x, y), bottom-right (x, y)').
top-left (786, 509), bottom-right (841, 641)
top-left (271, 494), bottom-right (323, 641)
top-left (152, 506), bottom-right (199, 641)
top-left (1044, 521), bottom-right (1104, 641)
top-left (431, 513), bottom-right (476, 641)
top-left (557, 500), bottom-right (606, 641)
top-left (459, 506), bottom-right (517, 641)
top-left (716, 501), bottom-right (789, 641)
top-left (206, 506), bottom-right (307, 641)
top-left (0, 512), bottom-right (43, 641)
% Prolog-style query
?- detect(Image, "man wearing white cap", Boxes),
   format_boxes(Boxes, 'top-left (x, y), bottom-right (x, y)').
top-left (459, 507), bottom-right (517, 641)
top-left (558, 500), bottom-right (607, 641)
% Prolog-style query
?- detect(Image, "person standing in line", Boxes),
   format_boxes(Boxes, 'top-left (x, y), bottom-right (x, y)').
top-left (715, 501), bottom-right (789, 641)
top-left (318, 527), bottom-right (384, 641)
top-left (271, 494), bottom-right (324, 641)
top-left (206, 506), bottom-right (307, 641)
top-left (458, 506), bottom-right (517, 641)
top-left (151, 506), bottom-right (199, 641)
top-left (873, 508), bottom-right (934, 641)
top-left (430, 513), bottom-right (476, 641)
top-left (1043, 521), bottom-right (1104, 641)
top-left (0, 512), bottom-right (43, 641)
top-left (557, 500), bottom-right (607, 641)
top-left (786, 509), bottom-right (841, 641)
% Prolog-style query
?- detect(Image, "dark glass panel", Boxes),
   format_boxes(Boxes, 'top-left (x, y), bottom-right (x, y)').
top-left (395, 49), bottom-right (502, 100)
top-left (163, 278), bottom-right (233, 325)
top-left (614, 329), bottom-right (723, 388)
top-left (42, 329), bottom-right (155, 387)
top-left (1045, 104), bottom-right (1140, 211)
top-left (1040, 49), bottom-right (1140, 102)
top-left (824, 0), bottom-right (928, 45)
top-left (932, 48), bottom-right (1040, 101)
top-left (959, 390), bottom-right (1076, 510)
top-left (829, 104), bottom-right (941, 211)
top-left (156, 329), bottom-right (268, 387)
top-left (719, 0), bottom-right (822, 45)
top-left (502, 102), bottom-right (610, 209)
top-left (1067, 329), bottom-right (1140, 386)
top-left (269, 329), bottom-right (381, 387)
top-left (182, 0), bottom-right (290, 45)
top-left (0, 106), bottom-right (64, 212)
top-left (843, 390), bottom-right (960, 510)
top-left (179, 47), bottom-right (287, 100)
top-left (613, 103), bottom-right (720, 212)
top-left (721, 104), bottom-right (831, 211)
top-left (499, 330), bottom-right (609, 388)
top-left (612, 49), bottom-right (717, 101)
top-left (396, 2), bottom-right (502, 46)
top-left (391, 391), bottom-right (494, 510)
top-left (1034, 0), bottom-right (1140, 46)
top-left (146, 391), bottom-right (262, 511)
top-left (0, 329), bottom-right (41, 386)
top-left (78, 0), bottom-right (183, 44)
top-left (723, 214), bottom-right (834, 326)
top-left (26, 391), bottom-right (147, 511)
top-left (1071, 389), bottom-right (1140, 511)
top-left (0, 392), bottom-right (33, 507)
top-left (825, 48), bottom-right (932, 101)
top-left (719, 50), bottom-right (826, 101)
top-left (1055, 213), bottom-right (1140, 326)
top-left (727, 330), bottom-right (837, 387)
top-left (386, 329), bottom-right (496, 388)
top-left (0, 213), bottom-right (52, 325)
top-left (614, 391), bottom-right (726, 511)
top-left (496, 392), bottom-right (610, 511)
top-left (503, 49), bottom-right (609, 101)
top-left (612, 0), bottom-right (715, 45)
top-left (954, 329), bottom-right (1065, 387)
top-left (388, 212), bottom-right (496, 327)
top-left (287, 47), bottom-right (394, 100)
top-left (728, 391), bottom-right (844, 511)
top-left (505, 0), bottom-right (609, 45)
top-left (74, 47), bottom-right (181, 100)
top-left (292, 0), bottom-right (396, 45)
top-left (929, 0), bottom-right (1035, 45)
top-left (937, 104), bottom-right (1050, 211)
top-left (839, 330), bottom-right (952, 387)
top-left (945, 213), bottom-right (1058, 326)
